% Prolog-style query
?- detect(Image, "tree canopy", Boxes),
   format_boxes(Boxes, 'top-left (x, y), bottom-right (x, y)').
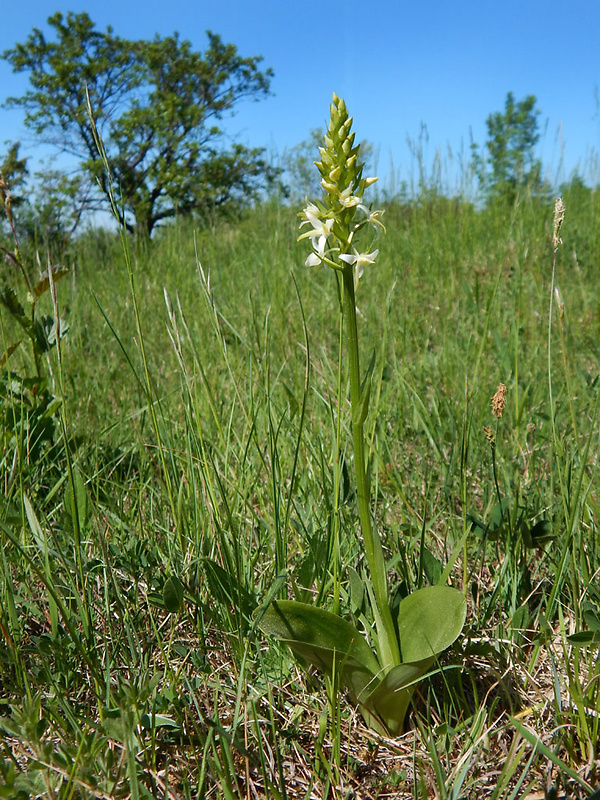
top-left (477, 91), bottom-right (544, 202)
top-left (2, 12), bottom-right (276, 237)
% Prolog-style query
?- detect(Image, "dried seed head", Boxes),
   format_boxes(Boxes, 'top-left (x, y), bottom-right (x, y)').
top-left (553, 197), bottom-right (565, 250)
top-left (491, 383), bottom-right (507, 419)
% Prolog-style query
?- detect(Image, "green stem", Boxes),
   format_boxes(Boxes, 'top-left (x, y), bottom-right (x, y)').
top-left (342, 266), bottom-right (400, 670)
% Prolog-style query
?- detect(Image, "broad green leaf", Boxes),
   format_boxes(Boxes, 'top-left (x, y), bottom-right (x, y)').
top-left (398, 585), bottom-right (466, 663)
top-left (362, 658), bottom-right (433, 736)
top-left (252, 569), bottom-right (288, 634)
top-left (163, 575), bottom-right (184, 613)
top-left (348, 566), bottom-right (365, 613)
top-left (421, 546), bottom-right (442, 585)
top-left (259, 601), bottom-right (380, 702)
top-left (487, 499), bottom-right (511, 541)
top-left (467, 512), bottom-right (486, 534)
top-left (528, 519), bottom-right (554, 546)
top-left (583, 603), bottom-right (600, 632)
top-left (140, 713), bottom-right (181, 731)
top-left (567, 630), bottom-right (600, 647)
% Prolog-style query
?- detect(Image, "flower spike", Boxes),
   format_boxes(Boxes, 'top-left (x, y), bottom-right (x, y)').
top-left (298, 92), bottom-right (384, 289)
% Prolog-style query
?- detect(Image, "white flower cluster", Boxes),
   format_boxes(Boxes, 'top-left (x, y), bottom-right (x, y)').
top-left (298, 193), bottom-right (384, 289)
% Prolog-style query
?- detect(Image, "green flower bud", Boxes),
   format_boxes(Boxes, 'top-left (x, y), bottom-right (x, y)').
top-left (330, 165), bottom-right (342, 183)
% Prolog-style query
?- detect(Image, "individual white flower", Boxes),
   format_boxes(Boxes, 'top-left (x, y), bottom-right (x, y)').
top-left (305, 234), bottom-right (327, 267)
top-left (339, 248), bottom-right (379, 271)
top-left (299, 201), bottom-right (322, 222)
top-left (339, 248), bottom-right (379, 287)
top-left (356, 205), bottom-right (386, 233)
top-left (298, 208), bottom-right (334, 243)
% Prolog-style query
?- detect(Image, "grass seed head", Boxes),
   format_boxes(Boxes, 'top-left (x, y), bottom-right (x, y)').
top-left (553, 196), bottom-right (565, 250)
top-left (483, 425), bottom-right (496, 447)
top-left (491, 383), bottom-right (507, 419)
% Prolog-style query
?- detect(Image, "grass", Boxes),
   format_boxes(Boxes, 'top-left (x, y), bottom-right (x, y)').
top-left (1, 179), bottom-right (600, 798)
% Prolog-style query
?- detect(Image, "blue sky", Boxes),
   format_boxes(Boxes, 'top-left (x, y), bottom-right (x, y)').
top-left (1, 0), bottom-right (599, 194)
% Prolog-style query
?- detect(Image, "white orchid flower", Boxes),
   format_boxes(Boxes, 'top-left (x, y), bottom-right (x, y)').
top-left (338, 247), bottom-right (379, 288)
top-left (305, 234), bottom-right (328, 267)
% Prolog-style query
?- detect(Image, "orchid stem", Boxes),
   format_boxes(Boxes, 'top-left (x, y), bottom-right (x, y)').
top-left (342, 265), bottom-right (400, 670)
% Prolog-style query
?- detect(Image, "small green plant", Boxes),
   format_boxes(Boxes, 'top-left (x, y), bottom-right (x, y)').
top-left (258, 94), bottom-right (466, 736)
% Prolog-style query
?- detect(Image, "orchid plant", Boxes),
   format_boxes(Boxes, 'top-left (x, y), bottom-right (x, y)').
top-left (258, 94), bottom-right (466, 736)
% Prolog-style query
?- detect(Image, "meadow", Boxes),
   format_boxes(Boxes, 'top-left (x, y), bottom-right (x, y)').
top-left (1, 175), bottom-right (600, 798)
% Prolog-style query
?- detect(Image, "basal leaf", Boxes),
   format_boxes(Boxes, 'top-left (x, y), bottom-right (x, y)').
top-left (140, 713), bottom-right (182, 731)
top-left (528, 519), bottom-right (555, 546)
top-left (362, 586), bottom-right (466, 735)
top-left (258, 600), bottom-right (380, 702)
top-left (398, 585), bottom-right (466, 663)
top-left (362, 658), bottom-right (433, 736)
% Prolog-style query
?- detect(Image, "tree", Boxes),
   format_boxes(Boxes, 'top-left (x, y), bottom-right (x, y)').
top-left (0, 143), bottom-right (90, 253)
top-left (3, 12), bottom-right (276, 237)
top-left (27, 168), bottom-right (90, 252)
top-left (477, 92), bottom-right (543, 201)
